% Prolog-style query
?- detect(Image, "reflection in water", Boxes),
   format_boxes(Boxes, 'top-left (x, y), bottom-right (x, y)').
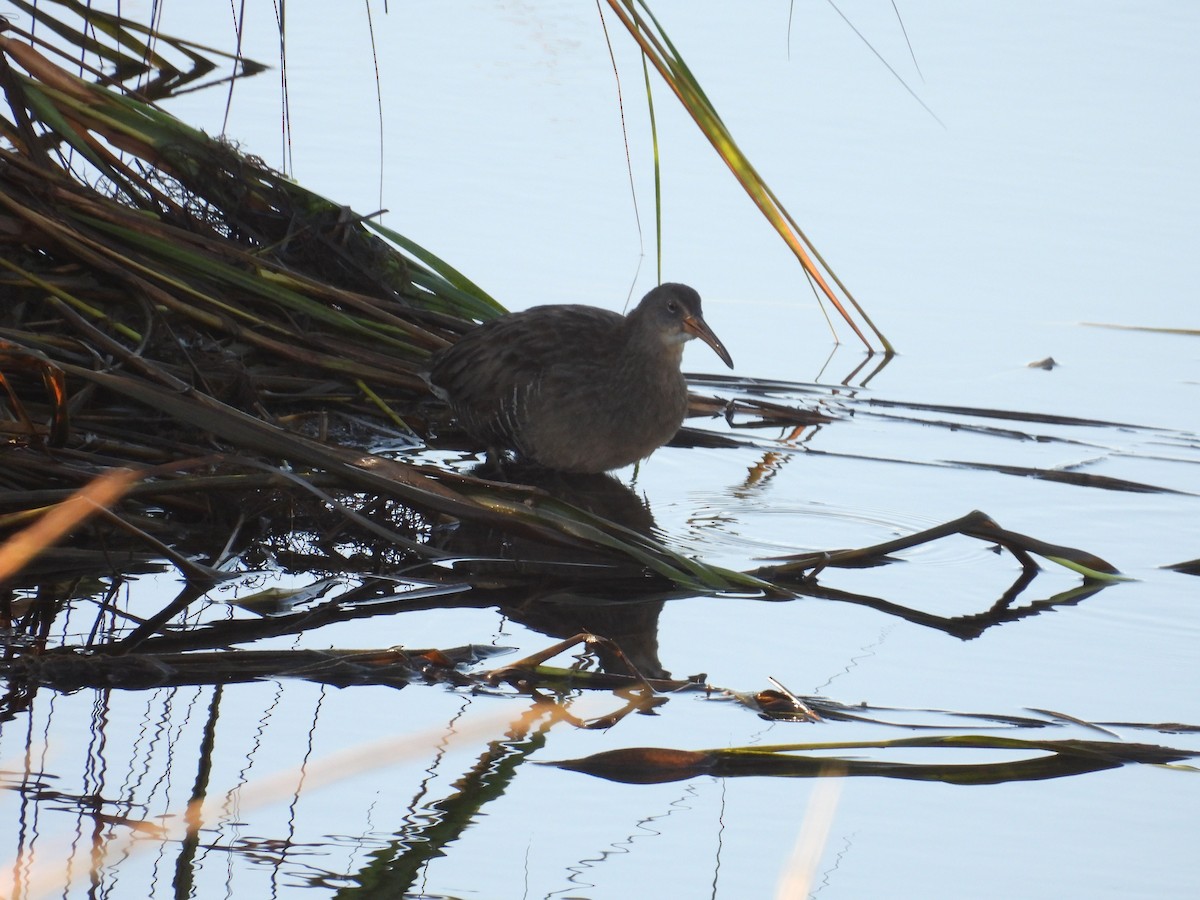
top-left (433, 463), bottom-right (672, 678)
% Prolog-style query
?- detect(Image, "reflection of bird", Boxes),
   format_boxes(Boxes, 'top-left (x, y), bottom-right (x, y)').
top-left (427, 283), bottom-right (733, 473)
top-left (434, 463), bottom-right (673, 679)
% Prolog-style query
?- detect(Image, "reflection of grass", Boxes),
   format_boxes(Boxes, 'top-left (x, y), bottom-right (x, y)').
top-left (552, 734), bottom-right (1197, 785)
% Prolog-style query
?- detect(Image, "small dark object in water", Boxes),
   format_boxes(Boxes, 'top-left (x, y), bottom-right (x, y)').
top-left (427, 283), bottom-right (734, 473)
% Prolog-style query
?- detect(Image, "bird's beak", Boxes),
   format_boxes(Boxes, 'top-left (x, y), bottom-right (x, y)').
top-left (683, 314), bottom-right (734, 369)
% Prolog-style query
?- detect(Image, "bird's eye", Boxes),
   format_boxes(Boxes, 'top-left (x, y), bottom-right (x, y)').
top-left (666, 300), bottom-right (678, 313)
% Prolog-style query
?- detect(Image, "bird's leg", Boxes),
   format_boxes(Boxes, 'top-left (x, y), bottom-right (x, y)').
top-left (481, 447), bottom-right (512, 478)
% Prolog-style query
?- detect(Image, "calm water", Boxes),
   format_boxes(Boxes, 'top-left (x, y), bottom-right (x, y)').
top-left (3, 2), bottom-right (1199, 898)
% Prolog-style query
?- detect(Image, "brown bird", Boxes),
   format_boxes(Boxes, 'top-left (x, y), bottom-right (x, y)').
top-left (427, 283), bottom-right (734, 473)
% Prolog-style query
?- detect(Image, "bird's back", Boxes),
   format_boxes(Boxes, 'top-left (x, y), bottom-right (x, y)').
top-left (428, 304), bottom-right (632, 462)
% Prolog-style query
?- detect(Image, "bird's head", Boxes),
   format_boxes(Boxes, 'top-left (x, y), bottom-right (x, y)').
top-left (633, 283), bottom-right (734, 369)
